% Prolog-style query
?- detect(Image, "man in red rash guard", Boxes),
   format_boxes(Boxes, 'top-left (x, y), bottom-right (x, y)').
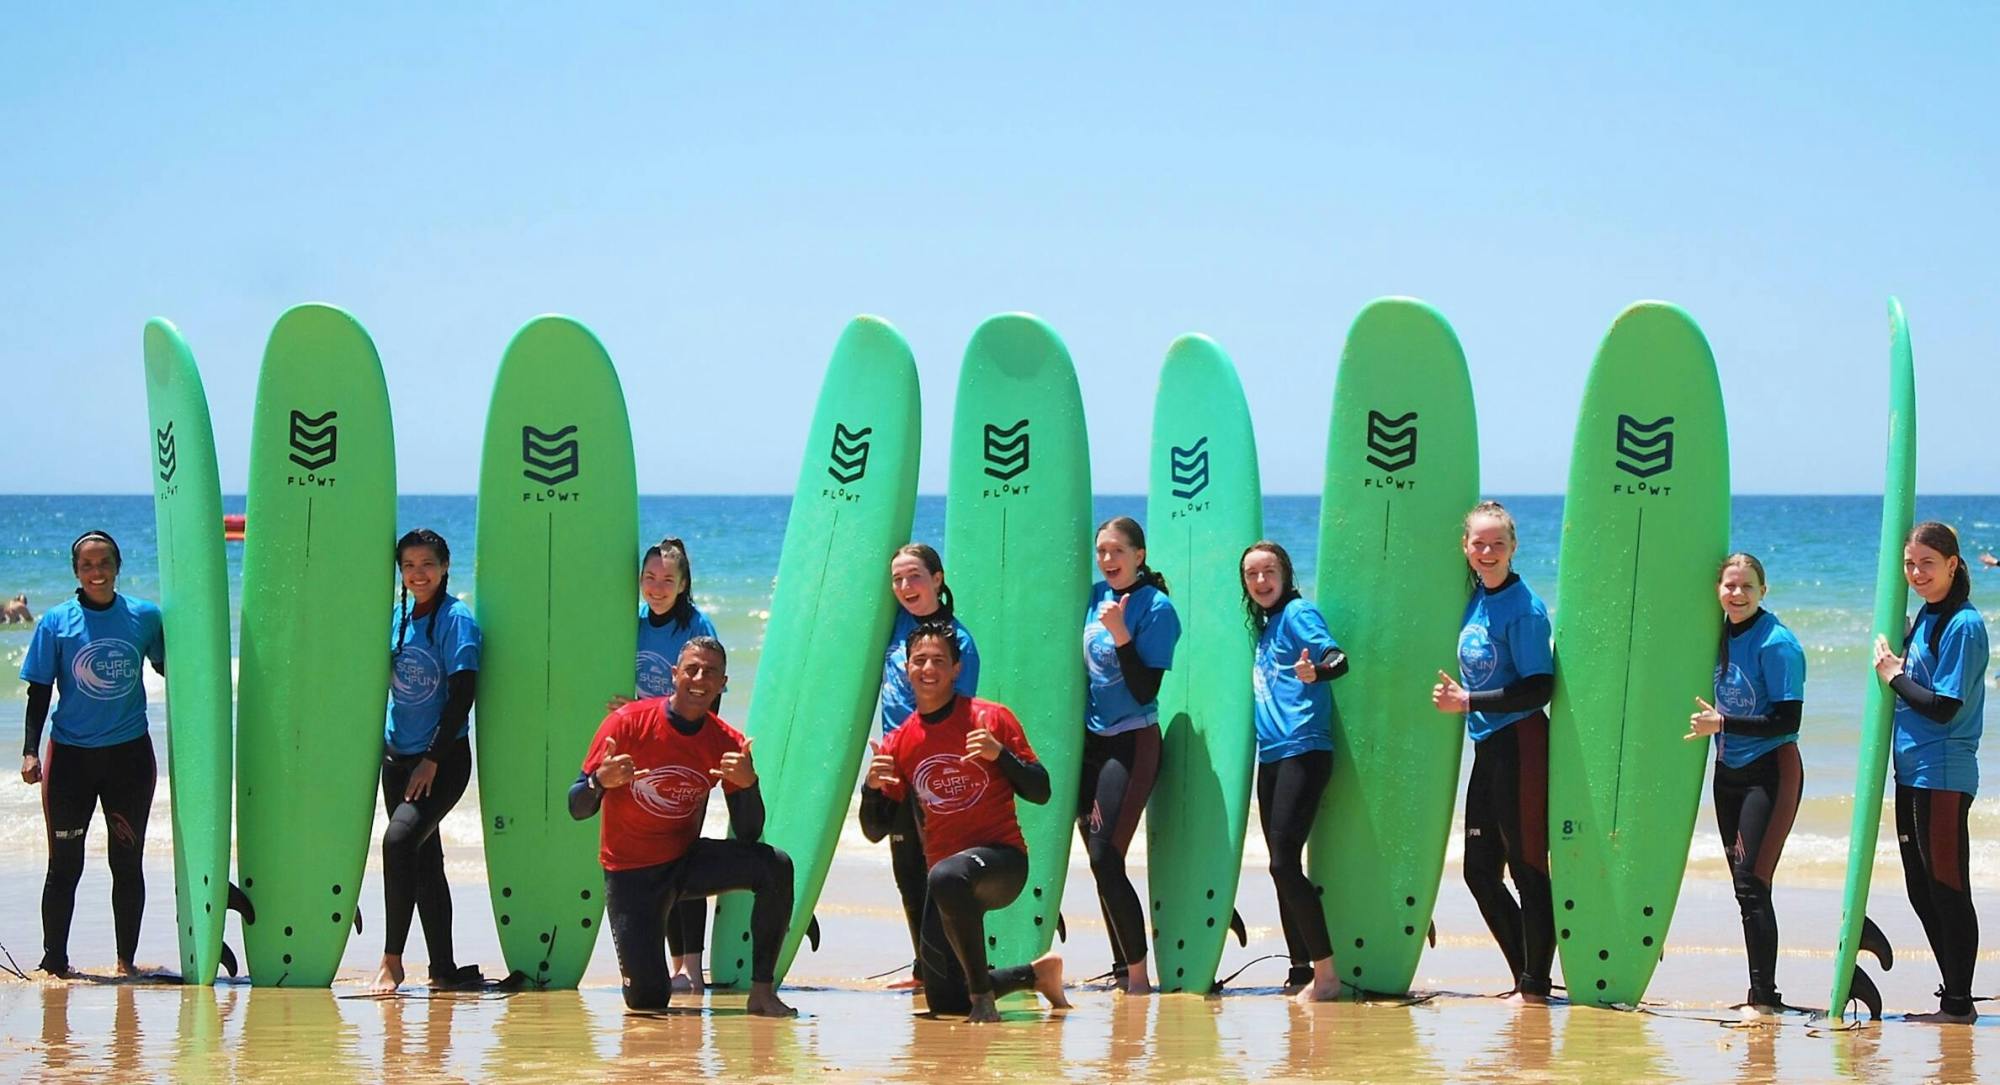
top-left (569, 636), bottom-right (794, 1016)
top-left (860, 621), bottom-right (1070, 1022)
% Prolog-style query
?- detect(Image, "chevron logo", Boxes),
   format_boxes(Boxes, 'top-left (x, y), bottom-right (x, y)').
top-left (1365, 410), bottom-right (1418, 473)
top-left (522, 425), bottom-right (581, 486)
top-left (826, 422), bottom-right (872, 485)
top-left (983, 419), bottom-right (1030, 481)
top-left (1614, 414), bottom-right (1674, 478)
top-left (1169, 436), bottom-right (1210, 499)
top-left (156, 422), bottom-right (178, 483)
top-left (287, 410), bottom-right (338, 471)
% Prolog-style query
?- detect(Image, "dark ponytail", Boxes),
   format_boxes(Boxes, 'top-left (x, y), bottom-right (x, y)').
top-left (642, 536), bottom-right (697, 631)
top-left (1239, 540), bottom-right (1300, 634)
top-left (393, 529), bottom-right (452, 657)
top-left (1098, 516), bottom-right (1169, 595)
top-left (893, 542), bottom-right (956, 623)
top-left (1905, 520), bottom-right (1972, 658)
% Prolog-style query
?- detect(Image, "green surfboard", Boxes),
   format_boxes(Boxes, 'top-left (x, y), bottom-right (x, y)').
top-left (944, 313), bottom-right (1092, 970)
top-left (142, 319), bottom-right (233, 985)
top-left (1826, 297), bottom-right (1916, 1023)
top-left (475, 315), bottom-right (638, 989)
top-left (236, 304), bottom-right (396, 986)
top-left (1309, 298), bottom-right (1479, 995)
top-left (1548, 302), bottom-right (1729, 1006)
top-left (710, 316), bottom-right (921, 986)
top-left (1144, 334), bottom-right (1261, 994)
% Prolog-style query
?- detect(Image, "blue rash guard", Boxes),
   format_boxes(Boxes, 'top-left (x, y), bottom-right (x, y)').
top-left (879, 608), bottom-right (980, 734)
top-left (387, 596), bottom-right (482, 756)
top-left (1252, 596), bottom-right (1340, 763)
top-left (1083, 581), bottom-right (1182, 736)
top-left (635, 601), bottom-right (720, 698)
top-left (1892, 602), bottom-right (1988, 796)
top-left (20, 594), bottom-right (164, 748)
top-left (1710, 609), bottom-right (1806, 769)
top-left (1456, 574), bottom-right (1554, 743)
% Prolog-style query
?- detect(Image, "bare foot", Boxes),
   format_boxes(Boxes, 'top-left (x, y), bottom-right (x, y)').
top-left (115, 958), bottom-right (142, 978)
top-left (370, 956), bottom-right (405, 994)
top-left (671, 973), bottom-right (695, 993)
top-left (1032, 953), bottom-right (1071, 1009)
top-left (1907, 1008), bottom-right (1978, 1025)
top-left (1121, 960), bottom-right (1153, 996)
top-left (885, 975), bottom-right (924, 991)
top-left (745, 982), bottom-right (797, 1018)
top-left (967, 993), bottom-right (1003, 1023)
top-left (1501, 990), bottom-right (1549, 1007)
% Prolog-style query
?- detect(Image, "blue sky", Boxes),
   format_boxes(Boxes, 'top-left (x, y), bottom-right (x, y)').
top-left (3, 5), bottom-right (1994, 494)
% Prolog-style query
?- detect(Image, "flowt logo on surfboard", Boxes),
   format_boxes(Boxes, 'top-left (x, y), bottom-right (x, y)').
top-left (521, 424), bottom-right (584, 502)
top-left (1612, 414), bottom-right (1676, 495)
top-left (826, 422), bottom-right (872, 485)
top-left (156, 422), bottom-right (179, 484)
top-left (1362, 409), bottom-right (1421, 490)
top-left (285, 409), bottom-right (339, 487)
top-left (983, 419), bottom-right (1031, 482)
top-left (1169, 436), bottom-right (1211, 499)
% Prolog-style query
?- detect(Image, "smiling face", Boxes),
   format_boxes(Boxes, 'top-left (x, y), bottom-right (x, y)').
top-left (399, 545), bottom-right (447, 606)
top-left (1905, 541), bottom-right (1959, 604)
top-left (1096, 528), bottom-right (1143, 591)
top-left (890, 553), bottom-right (943, 618)
top-left (1242, 549), bottom-right (1287, 610)
top-left (641, 551), bottom-right (684, 614)
top-left (72, 540), bottom-right (119, 605)
top-left (1717, 561), bottom-right (1767, 623)
top-left (905, 633), bottom-right (963, 714)
top-left (669, 643), bottom-right (726, 715)
top-left (1461, 514), bottom-right (1515, 589)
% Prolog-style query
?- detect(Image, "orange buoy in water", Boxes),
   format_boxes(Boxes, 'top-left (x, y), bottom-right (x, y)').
top-left (222, 513), bottom-right (246, 542)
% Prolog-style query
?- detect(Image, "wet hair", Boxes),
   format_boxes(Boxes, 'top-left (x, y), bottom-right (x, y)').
top-left (69, 530), bottom-right (122, 572)
top-left (642, 536), bottom-right (698, 631)
top-left (892, 542), bottom-right (956, 623)
top-left (905, 619), bottom-right (964, 663)
top-left (1239, 540), bottom-right (1301, 634)
top-left (393, 529), bottom-right (451, 658)
top-left (1097, 516), bottom-right (1170, 594)
top-left (1904, 521), bottom-right (1972, 657)
top-left (1717, 552), bottom-right (1767, 588)
top-left (678, 634), bottom-right (727, 670)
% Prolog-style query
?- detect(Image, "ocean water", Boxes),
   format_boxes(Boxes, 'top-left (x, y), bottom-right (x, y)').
top-left (1, 493), bottom-right (1998, 890)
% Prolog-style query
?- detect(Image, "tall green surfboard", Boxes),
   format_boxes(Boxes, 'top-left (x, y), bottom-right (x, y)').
top-left (1144, 334), bottom-right (1261, 995)
top-left (142, 319), bottom-right (233, 985)
top-left (944, 314), bottom-right (1092, 970)
top-left (711, 316), bottom-right (921, 986)
top-left (1309, 298), bottom-right (1479, 995)
top-left (475, 316), bottom-right (637, 988)
top-left (1548, 302), bottom-right (1729, 1006)
top-left (237, 304), bottom-right (396, 986)
top-left (1826, 298), bottom-right (1916, 1024)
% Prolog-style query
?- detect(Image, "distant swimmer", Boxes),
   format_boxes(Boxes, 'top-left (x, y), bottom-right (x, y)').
top-left (1430, 501), bottom-right (1556, 1005)
top-left (1685, 553), bottom-right (1805, 1019)
top-left (1979, 552), bottom-right (1996, 568)
top-left (570, 636), bottom-right (796, 1016)
top-left (1240, 541), bottom-right (1348, 1002)
top-left (1, 594), bottom-right (32, 624)
top-left (371, 529), bottom-right (486, 995)
top-left (1078, 516), bottom-right (1181, 995)
top-left (860, 622), bottom-right (1069, 1022)
top-left (874, 542), bottom-right (981, 989)
top-left (18, 531), bottom-right (165, 978)
top-left (1873, 522), bottom-right (1986, 1025)
top-left (612, 536), bottom-right (722, 992)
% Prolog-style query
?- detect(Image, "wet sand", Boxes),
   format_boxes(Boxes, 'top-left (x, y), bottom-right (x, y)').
top-left (4, 816), bottom-right (1998, 1083)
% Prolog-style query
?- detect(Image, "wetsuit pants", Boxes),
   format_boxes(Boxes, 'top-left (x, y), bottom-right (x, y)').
top-left (889, 794), bottom-right (929, 964)
top-left (1895, 784), bottom-right (1979, 1017)
top-left (1462, 711), bottom-right (1554, 996)
top-left (604, 838), bottom-right (794, 1010)
top-left (1259, 749), bottom-right (1333, 980)
top-left (1712, 743), bottom-right (1803, 1004)
top-left (379, 737), bottom-right (473, 968)
top-left (665, 800), bottom-right (707, 965)
top-left (40, 735), bottom-right (155, 972)
top-left (1077, 724), bottom-right (1161, 970)
top-left (918, 845), bottom-right (1039, 1014)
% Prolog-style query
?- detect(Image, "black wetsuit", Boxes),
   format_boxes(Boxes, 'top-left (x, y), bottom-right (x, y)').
top-left (1461, 676), bottom-right (1556, 997)
top-left (1260, 749), bottom-right (1334, 983)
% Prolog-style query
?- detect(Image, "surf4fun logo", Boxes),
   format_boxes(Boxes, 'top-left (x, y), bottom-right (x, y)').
top-left (72, 639), bottom-right (141, 701)
top-left (155, 422), bottom-right (178, 483)
top-left (391, 643), bottom-right (442, 704)
top-left (983, 419), bottom-right (1030, 481)
top-left (1712, 663), bottom-right (1757, 716)
top-left (913, 753), bottom-right (990, 814)
top-left (522, 425), bottom-right (581, 487)
top-left (630, 764), bottom-right (711, 821)
top-left (287, 410), bottom-right (338, 471)
top-left (1457, 624), bottom-right (1497, 688)
top-left (1613, 414), bottom-right (1674, 479)
top-left (826, 422), bottom-right (872, 485)
top-left (1169, 437), bottom-right (1210, 499)
top-left (1365, 410), bottom-right (1418, 473)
